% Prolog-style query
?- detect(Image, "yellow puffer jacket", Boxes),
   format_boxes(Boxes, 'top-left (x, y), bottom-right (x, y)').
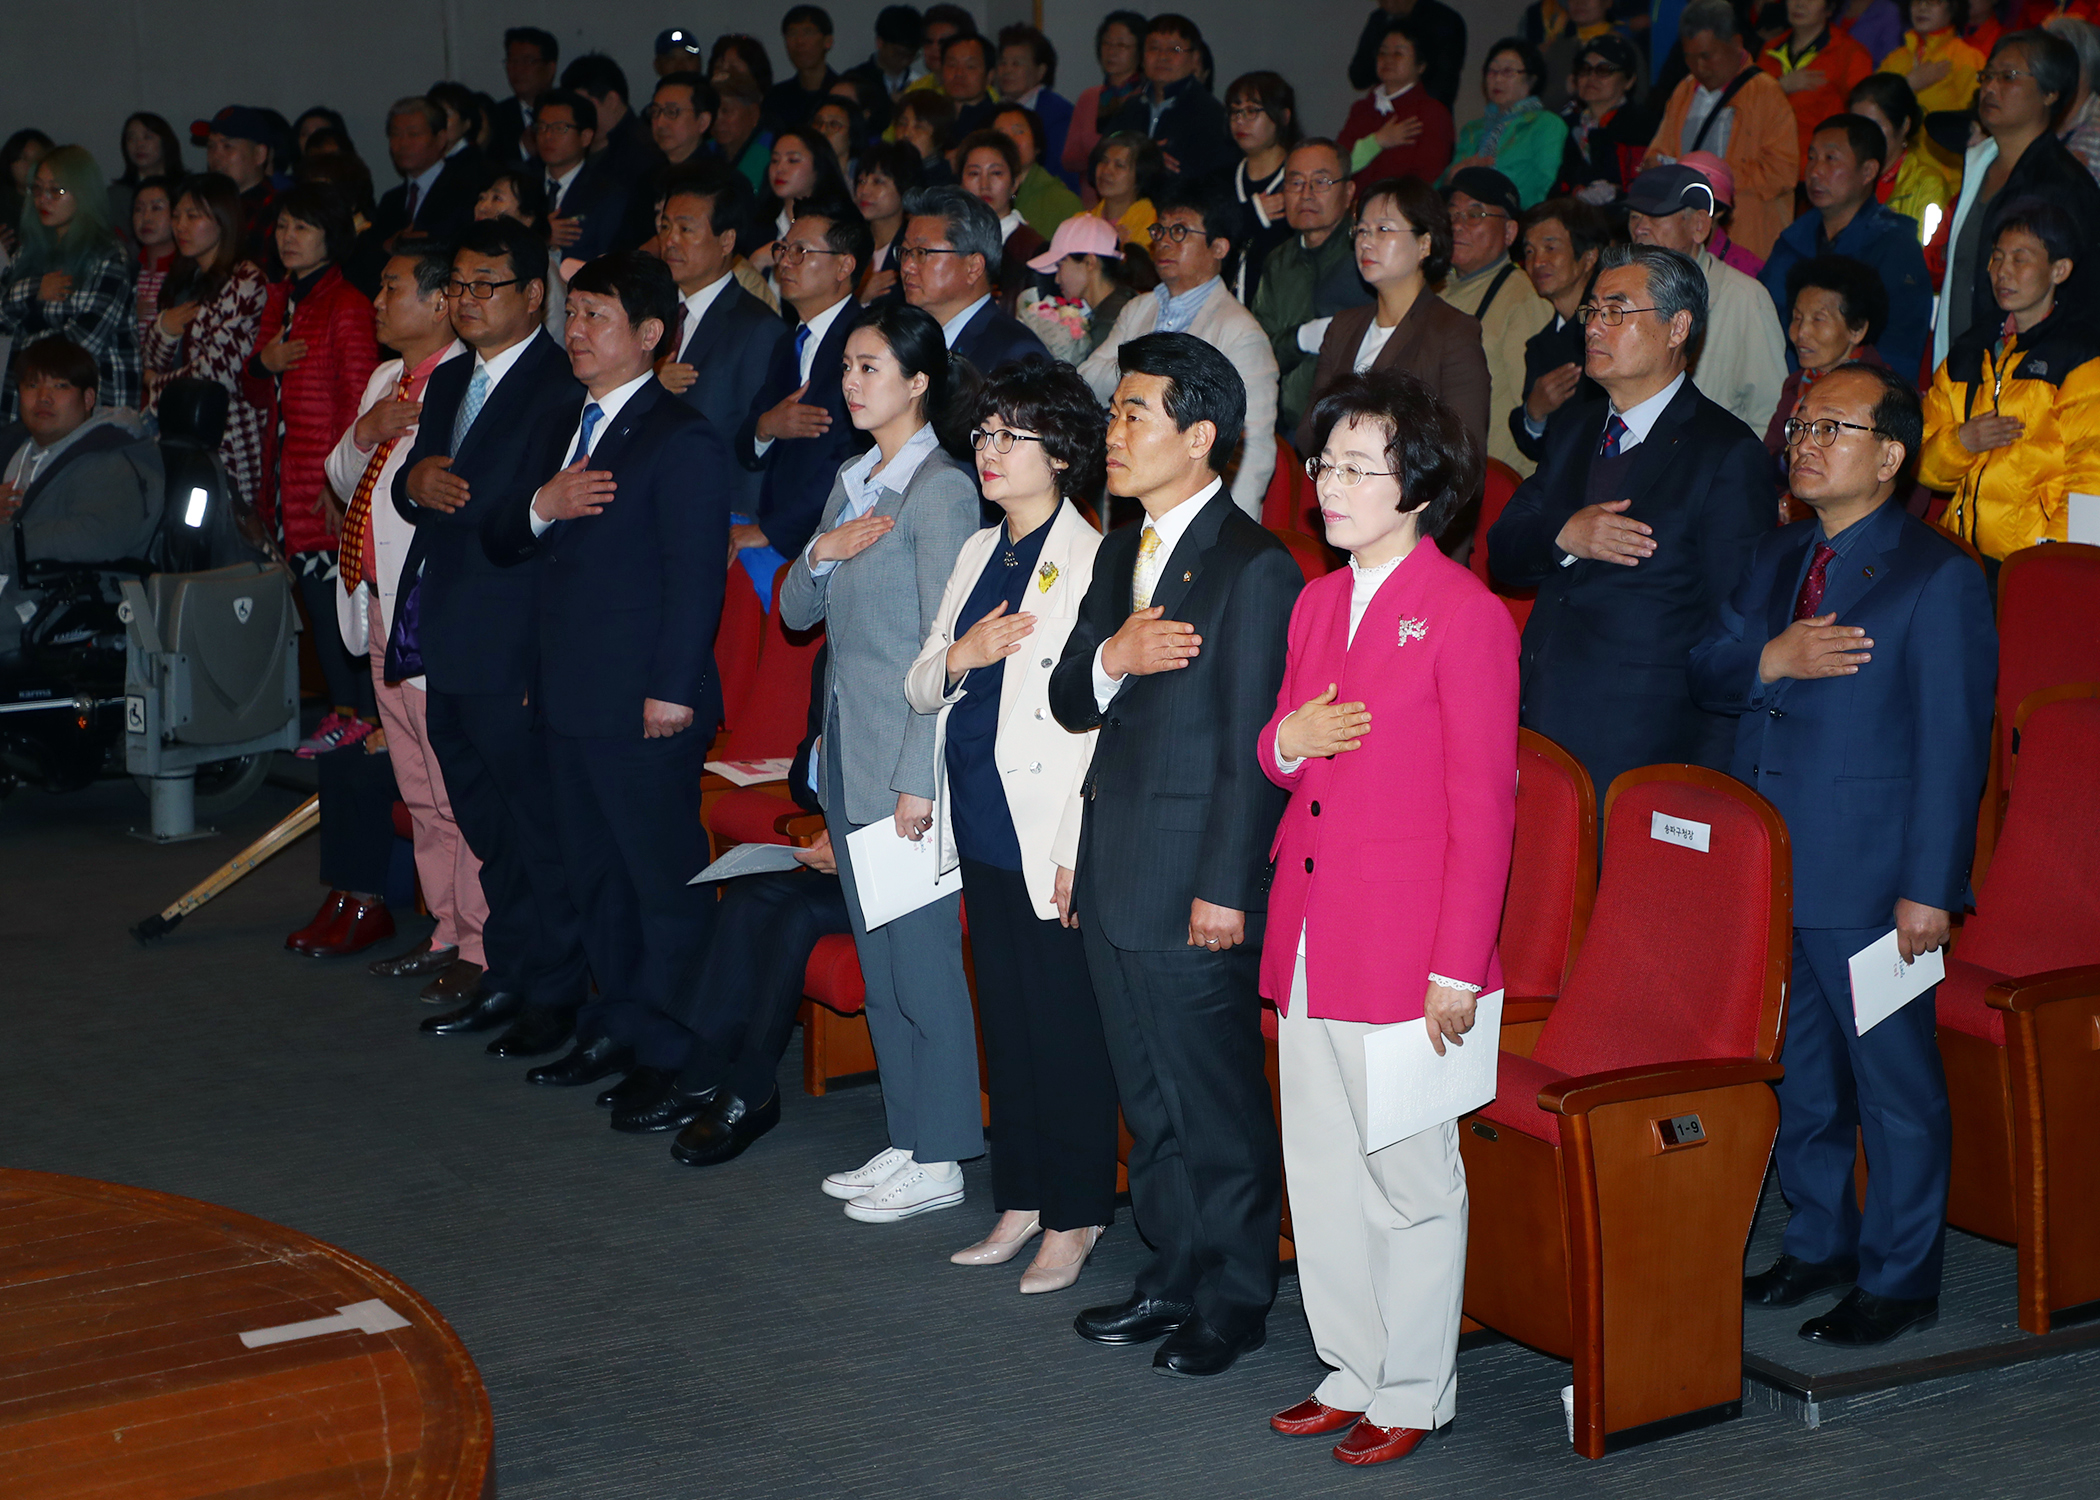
top-left (1919, 315), bottom-right (2100, 560)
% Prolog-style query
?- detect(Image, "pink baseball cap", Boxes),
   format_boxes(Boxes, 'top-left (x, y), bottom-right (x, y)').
top-left (1028, 213), bottom-right (1124, 273)
top-left (1680, 151), bottom-right (1735, 206)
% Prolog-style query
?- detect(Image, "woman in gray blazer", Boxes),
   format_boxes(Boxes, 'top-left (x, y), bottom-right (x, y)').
top-left (777, 302), bottom-right (986, 1224)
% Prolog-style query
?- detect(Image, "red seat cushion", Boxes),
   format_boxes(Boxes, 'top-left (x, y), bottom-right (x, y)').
top-left (713, 565), bottom-right (766, 736)
top-left (1934, 956), bottom-right (2012, 1047)
top-left (1260, 1003), bottom-right (1279, 1041)
top-left (803, 933), bottom-right (865, 1013)
top-left (706, 785), bottom-right (796, 847)
top-left (1499, 737), bottom-right (1589, 1001)
top-left (390, 799), bottom-right (413, 841)
top-left (1477, 1051), bottom-right (1568, 1144)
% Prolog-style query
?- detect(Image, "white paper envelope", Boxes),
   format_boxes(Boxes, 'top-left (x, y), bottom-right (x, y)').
top-left (1363, 989), bottom-right (1505, 1153)
top-left (689, 840), bottom-right (809, 885)
top-left (843, 820), bottom-right (963, 929)
top-left (1848, 929), bottom-right (1946, 1036)
top-left (2067, 493), bottom-right (2100, 546)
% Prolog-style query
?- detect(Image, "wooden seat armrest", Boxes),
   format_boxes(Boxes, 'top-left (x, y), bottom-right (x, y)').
top-left (1986, 964), bottom-right (2100, 1014)
top-left (1502, 997), bottom-right (1556, 1027)
top-left (775, 811), bottom-right (827, 846)
top-left (700, 772), bottom-right (731, 794)
top-left (1542, 1058), bottom-right (1785, 1117)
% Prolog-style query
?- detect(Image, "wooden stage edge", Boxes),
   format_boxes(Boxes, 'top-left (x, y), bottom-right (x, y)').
top-left (0, 1168), bottom-right (495, 1500)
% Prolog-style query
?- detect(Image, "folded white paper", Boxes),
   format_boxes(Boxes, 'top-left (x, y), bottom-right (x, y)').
top-left (2068, 493), bottom-right (2100, 546)
top-left (843, 820), bottom-right (963, 929)
top-left (705, 756), bottom-right (794, 787)
top-left (1362, 989), bottom-right (1505, 1153)
top-left (1848, 929), bottom-right (1946, 1036)
top-left (689, 840), bottom-right (809, 885)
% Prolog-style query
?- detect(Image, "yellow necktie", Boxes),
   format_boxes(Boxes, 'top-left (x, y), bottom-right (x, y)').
top-left (1132, 526), bottom-right (1163, 610)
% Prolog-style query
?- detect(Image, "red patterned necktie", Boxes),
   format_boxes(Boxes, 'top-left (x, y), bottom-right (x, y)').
top-left (1598, 413), bottom-right (1629, 457)
top-left (1793, 542), bottom-right (1837, 620)
top-left (338, 373), bottom-right (413, 591)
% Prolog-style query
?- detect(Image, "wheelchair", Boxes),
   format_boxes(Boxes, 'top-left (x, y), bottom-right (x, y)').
top-left (0, 379), bottom-right (300, 836)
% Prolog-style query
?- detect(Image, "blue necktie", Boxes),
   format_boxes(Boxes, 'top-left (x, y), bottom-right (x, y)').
top-left (567, 402), bottom-right (604, 467)
top-left (1598, 413), bottom-right (1630, 458)
top-left (452, 366), bottom-right (490, 452)
top-left (794, 323), bottom-right (811, 381)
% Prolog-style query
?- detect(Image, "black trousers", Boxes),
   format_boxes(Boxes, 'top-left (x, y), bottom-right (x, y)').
top-left (291, 563), bottom-right (376, 718)
top-left (672, 867), bottom-right (852, 1103)
top-left (551, 727), bottom-right (715, 1069)
top-left (962, 859), bottom-right (1119, 1231)
top-left (1081, 921), bottom-right (1280, 1335)
top-left (315, 740), bottom-right (400, 895)
top-left (422, 690), bottom-right (587, 1015)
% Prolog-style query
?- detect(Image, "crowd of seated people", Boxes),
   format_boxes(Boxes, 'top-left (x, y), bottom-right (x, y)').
top-left (5, 0), bottom-right (2098, 1469)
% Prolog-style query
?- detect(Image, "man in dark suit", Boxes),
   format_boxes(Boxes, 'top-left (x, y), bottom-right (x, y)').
top-left (735, 198), bottom-right (872, 565)
top-left (374, 97), bottom-right (491, 251)
top-left (483, 252), bottom-right (731, 1107)
top-left (1102, 14), bottom-right (1237, 183)
top-left (1050, 332), bottom-right (1303, 1379)
top-left (656, 167), bottom-right (788, 573)
top-left (533, 92), bottom-right (631, 266)
top-left (390, 218), bottom-right (588, 1056)
top-left (1690, 364), bottom-right (1995, 1346)
top-left (490, 27), bottom-right (560, 166)
top-left (899, 185), bottom-right (1049, 374)
top-left (1486, 243), bottom-right (1773, 804)
top-left (562, 53), bottom-right (659, 193)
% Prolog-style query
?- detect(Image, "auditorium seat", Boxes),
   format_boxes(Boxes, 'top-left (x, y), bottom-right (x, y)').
top-left (714, 564), bottom-right (766, 737)
top-left (1470, 458), bottom-right (1537, 630)
top-left (1497, 729), bottom-right (1598, 1057)
top-left (1936, 688), bottom-right (2100, 1335)
top-left (1260, 435), bottom-right (1311, 536)
top-left (702, 566), bottom-right (825, 861)
top-left (1972, 542), bottom-right (2100, 882)
top-left (1461, 765), bottom-right (1791, 1458)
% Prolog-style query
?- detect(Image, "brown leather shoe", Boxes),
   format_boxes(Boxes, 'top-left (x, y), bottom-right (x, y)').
top-left (369, 939), bottom-right (460, 979)
top-left (418, 958), bottom-right (486, 1005)
top-left (1270, 1398), bottom-right (1360, 1437)
top-left (286, 891), bottom-right (349, 953)
top-left (306, 897), bottom-right (395, 957)
top-left (1333, 1422), bottom-right (1434, 1466)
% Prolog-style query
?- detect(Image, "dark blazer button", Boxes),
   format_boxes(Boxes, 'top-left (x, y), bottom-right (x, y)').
top-left (1304, 857), bottom-right (1314, 872)
top-left (1310, 801), bottom-right (1321, 816)
top-left (1768, 708), bottom-right (1784, 718)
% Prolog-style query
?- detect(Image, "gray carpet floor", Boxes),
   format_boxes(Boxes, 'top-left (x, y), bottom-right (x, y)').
top-left (6, 773), bottom-right (2099, 1499)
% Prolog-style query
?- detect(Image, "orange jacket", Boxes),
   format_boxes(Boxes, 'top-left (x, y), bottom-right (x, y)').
top-left (1759, 29), bottom-right (1876, 165)
top-left (1648, 66), bottom-right (1800, 259)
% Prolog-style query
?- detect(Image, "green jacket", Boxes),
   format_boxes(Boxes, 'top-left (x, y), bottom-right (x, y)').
top-left (1251, 227), bottom-right (1372, 435)
top-left (1444, 110), bottom-right (1569, 208)
top-left (1013, 165), bottom-right (1082, 242)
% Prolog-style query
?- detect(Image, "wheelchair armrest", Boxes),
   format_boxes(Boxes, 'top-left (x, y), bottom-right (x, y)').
top-left (1542, 1058), bottom-right (1784, 1117)
top-left (1987, 965), bottom-right (2100, 1014)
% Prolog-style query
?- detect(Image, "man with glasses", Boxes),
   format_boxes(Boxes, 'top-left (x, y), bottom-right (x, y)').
top-left (1079, 182), bottom-right (1278, 518)
top-left (1486, 243), bottom-right (1773, 806)
top-left (533, 91), bottom-right (628, 263)
top-left (736, 198), bottom-right (872, 564)
top-left (1103, 14), bottom-right (1235, 184)
top-left (1438, 167), bottom-right (1552, 476)
top-left (390, 218), bottom-right (591, 1059)
top-left (897, 184), bottom-right (1049, 372)
top-left (1690, 362), bottom-right (1994, 1349)
top-left (1251, 139), bottom-right (1373, 439)
top-left (619, 72), bottom-right (721, 252)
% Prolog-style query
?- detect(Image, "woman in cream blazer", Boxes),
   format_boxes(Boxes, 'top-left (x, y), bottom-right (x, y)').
top-left (905, 360), bottom-right (1116, 1295)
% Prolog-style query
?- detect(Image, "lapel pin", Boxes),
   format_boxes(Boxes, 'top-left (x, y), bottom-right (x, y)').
top-left (1182, 570), bottom-right (1193, 582)
top-left (1036, 560), bottom-right (1059, 593)
top-left (1863, 566), bottom-right (1875, 578)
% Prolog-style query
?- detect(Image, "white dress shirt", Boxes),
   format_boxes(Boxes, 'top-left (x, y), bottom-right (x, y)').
top-left (751, 294), bottom-right (854, 459)
top-left (472, 332), bottom-right (536, 399)
top-left (804, 420), bottom-right (941, 576)
top-left (545, 159), bottom-right (584, 213)
top-left (1090, 477), bottom-right (1223, 710)
top-left (1556, 370), bottom-right (1686, 567)
top-left (939, 293), bottom-right (993, 348)
top-left (998, 209), bottom-right (1026, 245)
top-left (402, 157), bottom-right (446, 223)
top-left (674, 272), bottom-right (736, 359)
top-left (528, 369), bottom-right (653, 535)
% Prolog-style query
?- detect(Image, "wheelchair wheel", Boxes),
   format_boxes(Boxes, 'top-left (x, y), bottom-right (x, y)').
top-left (132, 753), bottom-right (273, 819)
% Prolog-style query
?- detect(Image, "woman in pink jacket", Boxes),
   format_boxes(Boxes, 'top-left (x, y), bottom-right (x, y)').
top-left (1258, 369), bottom-right (1519, 1469)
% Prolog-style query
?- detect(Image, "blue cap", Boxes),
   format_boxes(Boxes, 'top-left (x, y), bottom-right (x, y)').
top-left (656, 28), bottom-right (704, 57)
top-left (190, 105), bottom-right (274, 147)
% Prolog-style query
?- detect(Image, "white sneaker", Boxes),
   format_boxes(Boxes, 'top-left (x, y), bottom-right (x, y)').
top-left (821, 1146), bottom-right (914, 1200)
top-left (843, 1161), bottom-right (964, 1223)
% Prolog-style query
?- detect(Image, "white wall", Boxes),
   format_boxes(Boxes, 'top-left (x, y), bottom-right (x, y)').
top-left (6, 0), bottom-right (1527, 186)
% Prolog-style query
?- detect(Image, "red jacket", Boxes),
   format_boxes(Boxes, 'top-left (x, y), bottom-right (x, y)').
top-left (248, 266), bottom-right (378, 556)
top-left (1337, 87), bottom-right (1456, 187)
top-left (1259, 541), bottom-right (1520, 1023)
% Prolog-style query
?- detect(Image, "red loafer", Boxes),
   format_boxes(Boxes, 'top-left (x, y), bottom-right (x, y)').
top-left (1333, 1421), bottom-right (1433, 1466)
top-left (308, 897), bottom-right (396, 957)
top-left (1270, 1398), bottom-right (1361, 1436)
top-left (286, 891), bottom-right (350, 953)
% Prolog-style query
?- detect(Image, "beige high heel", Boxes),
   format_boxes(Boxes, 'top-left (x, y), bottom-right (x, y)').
top-left (949, 1212), bottom-right (1041, 1265)
top-left (1019, 1225), bottom-right (1104, 1294)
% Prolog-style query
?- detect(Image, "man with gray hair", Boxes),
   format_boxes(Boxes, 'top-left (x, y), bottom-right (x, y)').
top-left (1641, 0), bottom-right (1798, 258)
top-left (376, 96), bottom-right (492, 250)
top-left (898, 185), bottom-right (1049, 372)
top-left (1485, 243), bottom-right (1773, 803)
top-left (2045, 15), bottom-right (2100, 179)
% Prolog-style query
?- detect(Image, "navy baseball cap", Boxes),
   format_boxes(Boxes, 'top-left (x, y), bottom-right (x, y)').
top-left (1625, 163), bottom-right (1717, 217)
top-left (1443, 167), bottom-right (1522, 218)
top-left (656, 28), bottom-right (705, 58)
top-left (190, 105), bottom-right (273, 147)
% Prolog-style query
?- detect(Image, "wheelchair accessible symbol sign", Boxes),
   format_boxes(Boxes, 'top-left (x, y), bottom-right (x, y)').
top-left (233, 596), bottom-right (253, 624)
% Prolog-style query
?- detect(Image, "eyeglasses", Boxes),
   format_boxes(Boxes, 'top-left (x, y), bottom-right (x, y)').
top-left (778, 241), bottom-right (849, 265)
top-left (1283, 172), bottom-right (1343, 193)
top-left (1783, 416), bottom-right (1888, 448)
top-left (445, 276), bottom-right (520, 299)
top-left (1144, 40), bottom-right (1193, 56)
top-left (1147, 221), bottom-right (1206, 243)
top-left (1451, 206), bottom-right (1508, 223)
top-left (1226, 104), bottom-right (1269, 121)
top-left (1305, 457), bottom-right (1400, 487)
top-left (643, 102), bottom-right (697, 122)
top-left (899, 244), bottom-right (966, 263)
top-left (1978, 66), bottom-right (2034, 85)
top-left (1575, 302), bottom-right (1661, 326)
top-left (1484, 64), bottom-right (1533, 79)
top-left (969, 428), bottom-right (1046, 453)
top-left (535, 120), bottom-right (581, 135)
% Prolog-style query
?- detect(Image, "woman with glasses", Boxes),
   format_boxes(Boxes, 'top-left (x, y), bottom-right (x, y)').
top-left (903, 359), bottom-right (1116, 1292)
top-left (1443, 39), bottom-right (1568, 208)
top-left (1220, 73), bottom-right (1303, 308)
top-left (1, 145), bottom-right (139, 422)
top-left (1296, 178), bottom-right (1489, 465)
top-left (1338, 19), bottom-right (1457, 188)
top-left (1261, 368), bottom-right (1518, 1468)
top-left (1555, 33), bottom-right (1656, 204)
top-left (779, 302), bottom-right (989, 1228)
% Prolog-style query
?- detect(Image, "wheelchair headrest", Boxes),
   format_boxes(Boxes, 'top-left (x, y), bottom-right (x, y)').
top-left (158, 379), bottom-right (230, 449)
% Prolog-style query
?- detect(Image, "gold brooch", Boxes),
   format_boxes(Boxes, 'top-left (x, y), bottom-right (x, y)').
top-left (1036, 560), bottom-right (1058, 593)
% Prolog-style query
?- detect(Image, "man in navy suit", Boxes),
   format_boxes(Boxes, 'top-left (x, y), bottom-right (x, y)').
top-left (483, 252), bottom-right (730, 1111)
top-left (390, 218), bottom-right (589, 1055)
top-left (735, 197), bottom-right (872, 565)
top-left (375, 96), bottom-right (493, 252)
top-left (656, 166), bottom-right (789, 590)
top-left (533, 91), bottom-right (631, 265)
top-left (899, 185), bottom-right (1049, 374)
top-left (1691, 364), bottom-right (1995, 1347)
top-left (1487, 244), bottom-right (1773, 803)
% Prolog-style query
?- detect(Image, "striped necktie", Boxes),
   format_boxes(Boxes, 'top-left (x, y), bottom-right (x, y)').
top-left (1131, 525), bottom-right (1165, 610)
top-left (338, 372), bottom-right (413, 591)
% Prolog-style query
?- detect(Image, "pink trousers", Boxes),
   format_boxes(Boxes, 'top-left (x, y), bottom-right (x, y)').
top-left (369, 594), bottom-right (487, 964)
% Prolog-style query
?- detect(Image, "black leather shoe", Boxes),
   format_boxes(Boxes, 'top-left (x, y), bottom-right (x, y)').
top-left (1153, 1315), bottom-right (1267, 1378)
top-left (671, 1089), bottom-right (781, 1166)
top-left (1800, 1288), bottom-right (1939, 1346)
top-left (1744, 1253), bottom-right (1859, 1308)
top-left (419, 988), bottom-right (523, 1036)
top-left (369, 940), bottom-right (458, 979)
top-left (613, 1077), bottom-right (718, 1134)
top-left (597, 1067), bottom-right (668, 1112)
top-left (487, 1008), bottom-right (573, 1058)
top-left (526, 1036), bottom-right (633, 1087)
top-left (1074, 1292), bottom-right (1195, 1346)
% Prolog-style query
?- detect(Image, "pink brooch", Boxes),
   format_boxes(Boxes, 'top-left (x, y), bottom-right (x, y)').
top-left (1397, 618), bottom-right (1428, 646)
